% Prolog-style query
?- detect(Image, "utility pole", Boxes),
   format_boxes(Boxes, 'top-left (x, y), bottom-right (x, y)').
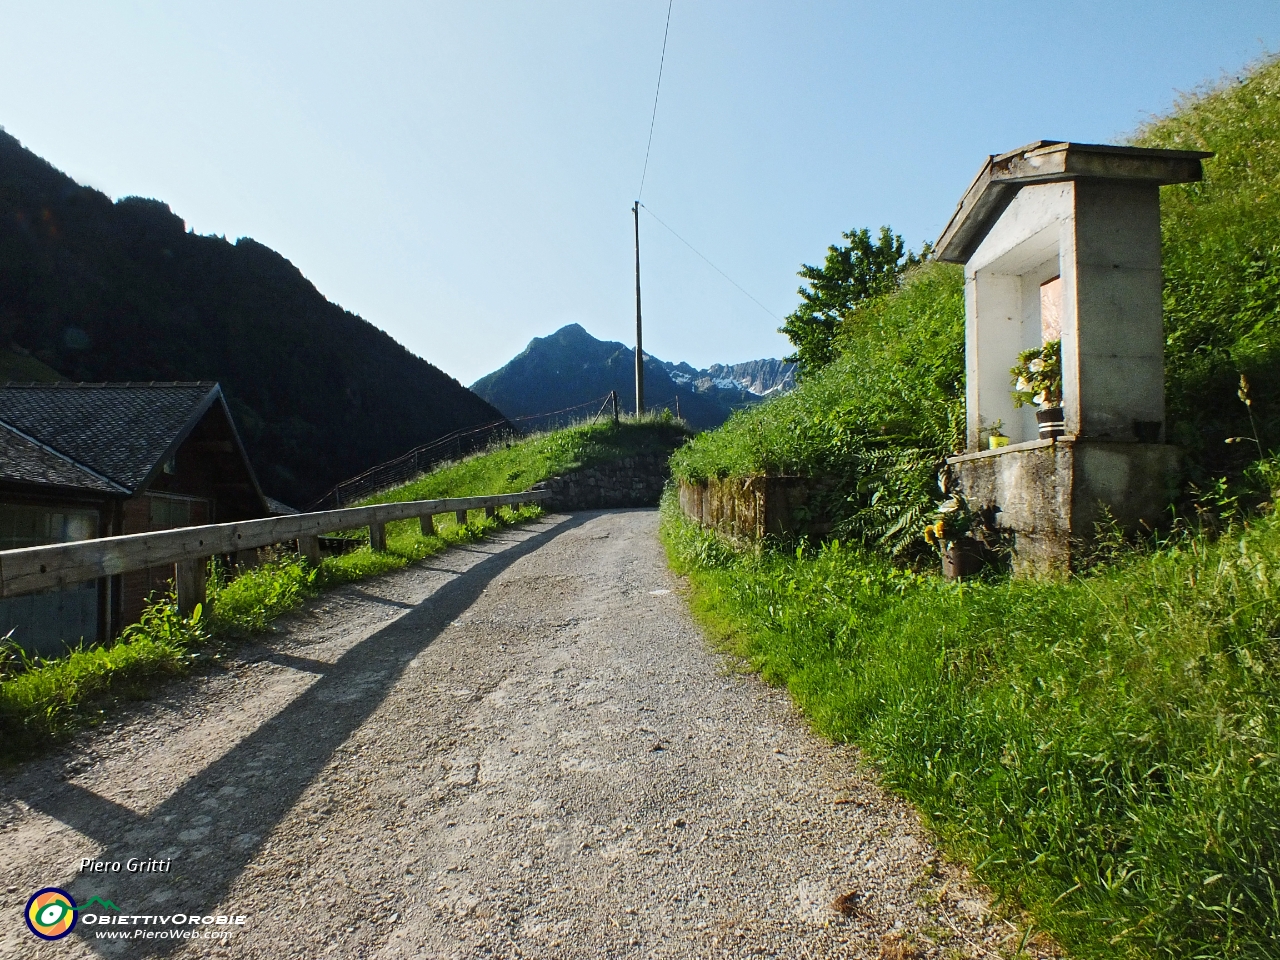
top-left (633, 201), bottom-right (645, 417)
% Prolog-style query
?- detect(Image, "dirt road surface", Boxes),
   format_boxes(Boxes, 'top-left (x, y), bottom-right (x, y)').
top-left (1, 510), bottom-right (1044, 959)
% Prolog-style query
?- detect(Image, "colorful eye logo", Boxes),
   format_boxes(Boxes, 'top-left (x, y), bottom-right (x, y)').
top-left (25, 888), bottom-right (78, 940)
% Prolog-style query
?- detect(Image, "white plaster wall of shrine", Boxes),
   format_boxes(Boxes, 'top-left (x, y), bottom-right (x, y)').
top-left (964, 178), bottom-right (1166, 451)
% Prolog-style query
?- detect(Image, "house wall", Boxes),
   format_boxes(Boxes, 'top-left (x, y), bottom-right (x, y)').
top-left (0, 489), bottom-right (113, 655)
top-left (145, 402), bottom-right (268, 521)
top-left (114, 402), bottom-right (265, 627)
top-left (119, 493), bottom-right (211, 629)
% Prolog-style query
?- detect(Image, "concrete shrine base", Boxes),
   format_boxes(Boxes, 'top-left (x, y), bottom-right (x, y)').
top-left (948, 437), bottom-right (1180, 575)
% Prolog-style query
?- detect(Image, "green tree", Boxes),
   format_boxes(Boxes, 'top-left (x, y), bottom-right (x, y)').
top-left (780, 225), bottom-right (925, 375)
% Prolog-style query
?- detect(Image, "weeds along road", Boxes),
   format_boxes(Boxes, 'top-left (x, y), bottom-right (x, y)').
top-left (0, 510), bottom-right (1040, 960)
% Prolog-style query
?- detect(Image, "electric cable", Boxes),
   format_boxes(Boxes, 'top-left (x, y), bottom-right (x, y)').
top-left (637, 0), bottom-right (674, 201)
top-left (639, 203), bottom-right (781, 322)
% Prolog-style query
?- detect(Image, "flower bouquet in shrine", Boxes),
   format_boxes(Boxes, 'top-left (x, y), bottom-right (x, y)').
top-left (1011, 339), bottom-right (1064, 438)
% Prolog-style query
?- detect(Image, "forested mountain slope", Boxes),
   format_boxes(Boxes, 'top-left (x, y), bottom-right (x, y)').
top-left (0, 129), bottom-right (506, 505)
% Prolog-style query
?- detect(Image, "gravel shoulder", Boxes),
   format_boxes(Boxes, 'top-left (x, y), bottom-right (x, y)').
top-left (0, 510), bottom-right (1053, 959)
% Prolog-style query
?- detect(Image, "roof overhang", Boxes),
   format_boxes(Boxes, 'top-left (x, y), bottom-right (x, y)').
top-left (933, 141), bottom-right (1213, 264)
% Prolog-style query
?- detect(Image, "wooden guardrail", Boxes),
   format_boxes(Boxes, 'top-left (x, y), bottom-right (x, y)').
top-left (0, 490), bottom-right (546, 615)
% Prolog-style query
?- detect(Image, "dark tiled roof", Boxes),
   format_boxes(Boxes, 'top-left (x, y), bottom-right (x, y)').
top-left (0, 423), bottom-right (125, 494)
top-left (0, 382), bottom-right (219, 492)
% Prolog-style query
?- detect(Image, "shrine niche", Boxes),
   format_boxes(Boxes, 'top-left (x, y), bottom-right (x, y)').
top-left (934, 141), bottom-right (1211, 573)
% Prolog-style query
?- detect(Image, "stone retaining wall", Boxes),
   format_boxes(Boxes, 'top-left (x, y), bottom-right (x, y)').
top-left (677, 475), bottom-right (836, 541)
top-left (533, 453), bottom-right (671, 511)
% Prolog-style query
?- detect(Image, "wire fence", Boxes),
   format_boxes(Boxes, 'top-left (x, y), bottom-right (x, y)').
top-left (307, 394), bottom-right (620, 510)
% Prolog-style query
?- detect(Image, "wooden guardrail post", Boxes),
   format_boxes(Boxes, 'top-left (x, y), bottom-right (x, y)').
top-left (175, 558), bottom-right (206, 616)
top-left (298, 535), bottom-right (322, 566)
top-left (484, 506), bottom-right (496, 520)
top-left (369, 522), bottom-right (387, 552)
top-left (455, 509), bottom-right (468, 526)
top-left (420, 514), bottom-right (435, 536)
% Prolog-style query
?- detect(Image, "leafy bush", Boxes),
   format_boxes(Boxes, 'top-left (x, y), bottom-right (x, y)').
top-left (779, 225), bottom-right (924, 374)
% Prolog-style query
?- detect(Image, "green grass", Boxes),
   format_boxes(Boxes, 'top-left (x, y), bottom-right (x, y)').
top-left (365, 416), bottom-right (690, 506)
top-left (662, 492), bottom-right (1280, 959)
top-left (0, 600), bottom-right (210, 754)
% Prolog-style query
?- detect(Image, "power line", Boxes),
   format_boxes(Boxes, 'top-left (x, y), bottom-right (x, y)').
top-left (639, 203), bottom-right (782, 322)
top-left (637, 0), bottom-right (674, 201)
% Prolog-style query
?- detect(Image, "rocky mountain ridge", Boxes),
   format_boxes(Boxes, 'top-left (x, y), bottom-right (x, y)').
top-left (661, 357), bottom-right (796, 398)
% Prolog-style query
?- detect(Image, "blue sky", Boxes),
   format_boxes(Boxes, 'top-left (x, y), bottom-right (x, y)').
top-left (0, 2), bottom-right (1276, 384)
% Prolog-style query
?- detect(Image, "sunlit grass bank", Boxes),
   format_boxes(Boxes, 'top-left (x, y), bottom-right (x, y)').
top-left (662, 492), bottom-right (1279, 959)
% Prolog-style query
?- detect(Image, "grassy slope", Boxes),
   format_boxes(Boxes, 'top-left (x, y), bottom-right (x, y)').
top-left (670, 262), bottom-right (963, 483)
top-left (671, 262), bottom-right (964, 555)
top-left (1135, 57), bottom-right (1280, 480)
top-left (366, 418), bottom-right (690, 503)
top-left (1, 419), bottom-right (686, 760)
top-left (661, 58), bottom-right (1280, 960)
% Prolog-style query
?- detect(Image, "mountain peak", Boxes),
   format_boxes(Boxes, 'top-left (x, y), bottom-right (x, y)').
top-left (472, 325), bottom-right (794, 431)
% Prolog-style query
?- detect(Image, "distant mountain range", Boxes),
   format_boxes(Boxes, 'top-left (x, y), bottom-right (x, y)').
top-left (661, 357), bottom-right (796, 400)
top-left (470, 324), bottom-right (795, 432)
top-left (0, 128), bottom-right (507, 506)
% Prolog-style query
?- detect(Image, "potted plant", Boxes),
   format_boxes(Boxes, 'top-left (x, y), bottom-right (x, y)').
top-left (924, 494), bottom-right (983, 579)
top-left (1010, 339), bottom-right (1064, 439)
top-left (987, 418), bottom-right (1009, 450)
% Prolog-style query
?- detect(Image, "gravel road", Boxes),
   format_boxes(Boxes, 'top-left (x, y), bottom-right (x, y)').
top-left (1, 510), bottom-right (1053, 959)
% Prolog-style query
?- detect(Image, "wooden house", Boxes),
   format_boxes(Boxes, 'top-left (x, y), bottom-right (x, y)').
top-left (0, 382), bottom-right (270, 654)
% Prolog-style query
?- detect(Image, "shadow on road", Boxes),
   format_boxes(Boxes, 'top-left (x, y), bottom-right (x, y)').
top-left (15, 513), bottom-right (591, 955)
